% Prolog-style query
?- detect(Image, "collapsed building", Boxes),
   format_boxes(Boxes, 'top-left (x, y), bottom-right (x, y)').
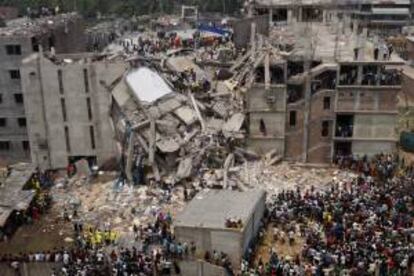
top-left (103, 14), bottom-right (405, 188)
top-left (110, 56), bottom-right (247, 186)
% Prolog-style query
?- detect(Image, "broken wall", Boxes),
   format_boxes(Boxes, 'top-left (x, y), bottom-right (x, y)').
top-left (51, 15), bottom-right (86, 54)
top-left (231, 16), bottom-right (269, 49)
top-left (247, 84), bottom-right (286, 155)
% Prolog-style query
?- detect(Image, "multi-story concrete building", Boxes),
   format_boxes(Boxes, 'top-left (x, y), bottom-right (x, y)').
top-left (247, 22), bottom-right (404, 163)
top-left (338, 0), bottom-right (412, 34)
top-left (248, 0), bottom-right (335, 26)
top-left (248, 0), bottom-right (413, 35)
top-left (399, 38), bottom-right (414, 132)
top-left (20, 53), bottom-right (127, 170)
top-left (0, 13), bottom-right (85, 165)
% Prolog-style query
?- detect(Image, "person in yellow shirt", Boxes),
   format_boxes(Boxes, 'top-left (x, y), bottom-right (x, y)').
top-left (95, 230), bottom-right (102, 246)
top-left (109, 230), bottom-right (117, 244)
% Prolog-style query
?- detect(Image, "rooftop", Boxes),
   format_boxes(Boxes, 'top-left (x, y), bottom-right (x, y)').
top-left (126, 67), bottom-right (174, 104)
top-left (0, 12), bottom-right (80, 38)
top-left (174, 189), bottom-right (265, 230)
top-left (271, 23), bottom-right (405, 63)
top-left (255, 0), bottom-right (333, 7)
top-left (0, 163), bottom-right (36, 227)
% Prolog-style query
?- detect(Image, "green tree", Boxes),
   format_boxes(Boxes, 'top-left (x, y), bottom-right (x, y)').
top-left (0, 0), bottom-right (242, 16)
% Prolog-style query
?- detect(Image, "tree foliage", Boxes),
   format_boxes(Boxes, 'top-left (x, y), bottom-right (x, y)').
top-left (0, 0), bottom-right (243, 17)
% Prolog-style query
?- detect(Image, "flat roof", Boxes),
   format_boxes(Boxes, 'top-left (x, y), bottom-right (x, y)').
top-left (272, 23), bottom-right (405, 63)
top-left (255, 0), bottom-right (332, 6)
top-left (126, 67), bottom-right (173, 104)
top-left (0, 163), bottom-right (36, 227)
top-left (174, 189), bottom-right (265, 230)
top-left (0, 12), bottom-right (80, 38)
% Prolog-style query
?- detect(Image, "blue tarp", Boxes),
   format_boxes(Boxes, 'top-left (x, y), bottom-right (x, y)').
top-left (197, 24), bottom-right (232, 37)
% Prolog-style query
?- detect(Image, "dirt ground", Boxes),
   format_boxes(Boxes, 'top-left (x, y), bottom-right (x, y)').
top-left (399, 150), bottom-right (414, 166)
top-left (0, 207), bottom-right (74, 255)
top-left (254, 223), bottom-right (304, 265)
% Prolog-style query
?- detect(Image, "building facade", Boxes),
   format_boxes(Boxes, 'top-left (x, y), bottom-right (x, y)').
top-left (250, 0), bottom-right (334, 26)
top-left (21, 53), bottom-right (127, 170)
top-left (247, 23), bottom-right (403, 163)
top-left (174, 190), bottom-right (266, 269)
top-left (0, 13), bottom-right (85, 165)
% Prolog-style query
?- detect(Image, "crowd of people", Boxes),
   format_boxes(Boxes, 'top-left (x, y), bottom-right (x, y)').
top-left (243, 153), bottom-right (413, 275)
top-left (2, 150), bottom-right (413, 275)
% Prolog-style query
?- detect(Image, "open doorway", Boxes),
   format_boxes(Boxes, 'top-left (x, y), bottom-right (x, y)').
top-left (272, 8), bottom-right (288, 22)
top-left (68, 156), bottom-right (97, 171)
top-left (335, 115), bottom-right (354, 137)
top-left (334, 141), bottom-right (352, 159)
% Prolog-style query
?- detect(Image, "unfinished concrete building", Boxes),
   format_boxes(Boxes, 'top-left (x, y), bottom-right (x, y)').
top-left (20, 53), bottom-right (126, 170)
top-left (0, 13), bottom-right (86, 165)
top-left (399, 38), bottom-right (414, 132)
top-left (249, 0), bottom-right (334, 26)
top-left (246, 22), bottom-right (404, 163)
top-left (337, 0), bottom-right (413, 34)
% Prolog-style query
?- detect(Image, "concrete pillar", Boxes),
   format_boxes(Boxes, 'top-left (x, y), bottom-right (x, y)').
top-left (269, 8), bottom-right (273, 26)
top-left (299, 7), bottom-right (303, 22)
top-left (302, 60), bottom-right (312, 163)
top-left (376, 67), bottom-right (381, 85)
top-left (374, 92), bottom-right (379, 110)
top-left (355, 91), bottom-right (361, 110)
top-left (359, 27), bottom-right (368, 61)
top-left (248, 3), bottom-right (254, 18)
top-left (288, 9), bottom-right (293, 24)
top-left (250, 22), bottom-right (257, 54)
top-left (352, 20), bottom-right (358, 36)
top-left (265, 53), bottom-right (270, 89)
top-left (339, 21), bottom-right (344, 35)
top-left (357, 65), bottom-right (363, 85)
top-left (323, 10), bottom-right (327, 24)
top-left (345, 16), bottom-right (351, 36)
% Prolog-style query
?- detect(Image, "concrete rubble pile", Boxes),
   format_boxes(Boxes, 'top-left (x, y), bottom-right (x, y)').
top-left (231, 161), bottom-right (358, 196)
top-left (112, 60), bottom-right (251, 190)
top-left (51, 174), bottom-right (186, 236)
